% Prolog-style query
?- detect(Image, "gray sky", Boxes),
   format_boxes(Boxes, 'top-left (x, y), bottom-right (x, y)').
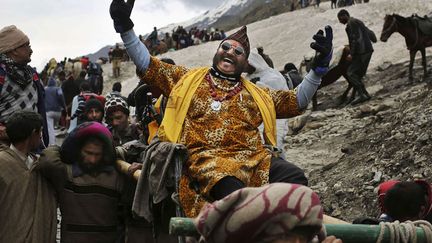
top-left (0, 0), bottom-right (225, 70)
top-left (177, 0), bottom-right (225, 9)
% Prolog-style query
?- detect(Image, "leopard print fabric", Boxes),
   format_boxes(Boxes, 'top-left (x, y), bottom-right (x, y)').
top-left (138, 57), bottom-right (302, 217)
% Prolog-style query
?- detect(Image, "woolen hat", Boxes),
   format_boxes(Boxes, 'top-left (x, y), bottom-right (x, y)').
top-left (0, 25), bottom-right (29, 54)
top-left (84, 98), bottom-right (104, 114)
top-left (60, 122), bottom-right (115, 165)
top-left (223, 26), bottom-right (250, 57)
top-left (105, 96), bottom-right (129, 116)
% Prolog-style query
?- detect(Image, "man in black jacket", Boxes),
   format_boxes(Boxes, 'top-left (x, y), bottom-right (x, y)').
top-left (338, 9), bottom-right (375, 105)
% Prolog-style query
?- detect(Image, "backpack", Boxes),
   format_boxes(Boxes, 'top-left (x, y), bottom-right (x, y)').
top-left (87, 62), bottom-right (102, 76)
top-left (87, 62), bottom-right (104, 94)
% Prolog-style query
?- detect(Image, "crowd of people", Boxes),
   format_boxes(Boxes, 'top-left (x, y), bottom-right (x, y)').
top-left (299, 0), bottom-right (365, 9)
top-left (0, 0), bottom-right (426, 243)
top-left (138, 24), bottom-right (228, 52)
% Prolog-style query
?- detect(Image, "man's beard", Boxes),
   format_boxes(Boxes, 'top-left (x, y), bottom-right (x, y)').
top-left (78, 156), bottom-right (102, 174)
top-left (112, 121), bottom-right (128, 133)
top-left (212, 52), bottom-right (245, 78)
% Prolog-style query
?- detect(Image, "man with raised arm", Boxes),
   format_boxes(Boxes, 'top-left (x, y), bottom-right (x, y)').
top-left (110, 0), bottom-right (333, 217)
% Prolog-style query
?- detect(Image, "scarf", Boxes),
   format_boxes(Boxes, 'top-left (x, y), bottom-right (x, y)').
top-left (0, 53), bottom-right (34, 89)
top-left (158, 67), bottom-right (277, 146)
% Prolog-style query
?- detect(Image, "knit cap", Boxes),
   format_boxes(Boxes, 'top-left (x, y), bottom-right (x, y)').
top-left (0, 25), bottom-right (30, 54)
top-left (105, 96), bottom-right (129, 117)
top-left (84, 98), bottom-right (104, 114)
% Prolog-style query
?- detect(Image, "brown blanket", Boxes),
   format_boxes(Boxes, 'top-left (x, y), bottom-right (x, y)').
top-left (0, 145), bottom-right (57, 243)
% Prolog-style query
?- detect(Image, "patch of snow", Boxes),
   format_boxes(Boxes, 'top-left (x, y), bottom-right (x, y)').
top-left (124, 0), bottom-right (432, 92)
top-left (157, 0), bottom-right (432, 71)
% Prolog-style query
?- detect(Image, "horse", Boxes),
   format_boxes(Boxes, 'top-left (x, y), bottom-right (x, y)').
top-left (299, 45), bottom-right (352, 110)
top-left (380, 14), bottom-right (432, 82)
top-left (144, 39), bottom-right (168, 56)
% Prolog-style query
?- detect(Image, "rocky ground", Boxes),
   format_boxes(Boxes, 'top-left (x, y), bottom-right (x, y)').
top-left (286, 57), bottom-right (432, 222)
top-left (101, 55), bottom-right (432, 224)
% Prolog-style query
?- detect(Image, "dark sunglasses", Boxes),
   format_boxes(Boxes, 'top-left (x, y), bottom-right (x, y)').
top-left (220, 42), bottom-right (245, 56)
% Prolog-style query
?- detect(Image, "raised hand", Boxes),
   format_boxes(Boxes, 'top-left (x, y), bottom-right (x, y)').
top-left (110, 0), bottom-right (136, 33)
top-left (310, 25), bottom-right (333, 76)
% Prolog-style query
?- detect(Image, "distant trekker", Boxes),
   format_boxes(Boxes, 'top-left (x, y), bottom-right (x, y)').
top-left (111, 43), bottom-right (123, 78)
top-left (338, 9), bottom-right (375, 105)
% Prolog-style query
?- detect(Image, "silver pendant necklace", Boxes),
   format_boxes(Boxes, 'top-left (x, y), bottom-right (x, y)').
top-left (206, 73), bottom-right (243, 112)
top-left (211, 100), bottom-right (222, 111)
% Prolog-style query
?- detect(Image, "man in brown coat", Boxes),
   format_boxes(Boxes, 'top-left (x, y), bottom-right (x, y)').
top-left (0, 111), bottom-right (57, 242)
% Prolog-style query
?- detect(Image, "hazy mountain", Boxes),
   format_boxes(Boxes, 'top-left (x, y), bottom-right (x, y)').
top-left (158, 0), bottom-right (298, 33)
top-left (83, 45), bottom-right (112, 62)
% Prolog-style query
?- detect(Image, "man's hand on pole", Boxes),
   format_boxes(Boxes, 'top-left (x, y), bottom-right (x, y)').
top-left (310, 25), bottom-right (333, 76)
top-left (110, 0), bottom-right (136, 33)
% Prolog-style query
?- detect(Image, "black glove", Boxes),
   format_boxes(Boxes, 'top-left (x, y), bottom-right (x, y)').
top-left (110, 0), bottom-right (135, 33)
top-left (310, 25), bottom-right (333, 76)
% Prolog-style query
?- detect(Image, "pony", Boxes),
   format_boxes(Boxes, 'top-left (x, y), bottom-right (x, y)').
top-left (299, 45), bottom-right (352, 110)
top-left (380, 14), bottom-right (432, 82)
top-left (144, 39), bottom-right (168, 56)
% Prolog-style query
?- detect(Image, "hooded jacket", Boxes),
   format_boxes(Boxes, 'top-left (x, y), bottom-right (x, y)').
top-left (45, 77), bottom-right (66, 112)
top-left (245, 51), bottom-right (289, 90)
top-left (244, 50), bottom-right (290, 149)
top-left (38, 122), bottom-right (124, 243)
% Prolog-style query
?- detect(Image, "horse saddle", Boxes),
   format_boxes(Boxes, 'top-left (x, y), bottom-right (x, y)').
top-left (411, 14), bottom-right (432, 36)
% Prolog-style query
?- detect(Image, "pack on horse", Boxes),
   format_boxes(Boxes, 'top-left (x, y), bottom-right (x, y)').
top-left (300, 45), bottom-right (352, 110)
top-left (380, 14), bottom-right (432, 82)
top-left (144, 39), bottom-right (168, 56)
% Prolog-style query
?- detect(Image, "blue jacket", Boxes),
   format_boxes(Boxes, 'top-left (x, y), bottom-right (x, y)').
top-left (45, 78), bottom-right (66, 112)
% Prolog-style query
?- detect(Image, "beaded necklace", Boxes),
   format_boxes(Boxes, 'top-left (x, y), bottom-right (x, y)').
top-left (205, 73), bottom-right (243, 111)
top-left (209, 74), bottom-right (240, 92)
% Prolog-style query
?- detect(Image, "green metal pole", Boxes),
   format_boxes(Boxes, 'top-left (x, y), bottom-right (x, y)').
top-left (170, 217), bottom-right (196, 236)
top-left (169, 218), bottom-right (429, 242)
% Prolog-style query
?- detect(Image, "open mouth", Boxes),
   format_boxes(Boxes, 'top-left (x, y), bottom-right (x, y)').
top-left (223, 57), bottom-right (235, 65)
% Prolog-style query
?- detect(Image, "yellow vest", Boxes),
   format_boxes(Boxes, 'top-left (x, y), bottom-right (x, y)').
top-left (158, 67), bottom-right (277, 146)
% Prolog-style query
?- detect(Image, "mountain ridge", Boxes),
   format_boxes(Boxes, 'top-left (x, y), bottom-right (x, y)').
top-left (85, 0), bottom-right (298, 61)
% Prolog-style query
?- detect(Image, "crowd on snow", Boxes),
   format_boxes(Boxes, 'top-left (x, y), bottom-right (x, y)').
top-left (138, 25), bottom-right (228, 51)
top-left (1, 0), bottom-right (431, 243)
